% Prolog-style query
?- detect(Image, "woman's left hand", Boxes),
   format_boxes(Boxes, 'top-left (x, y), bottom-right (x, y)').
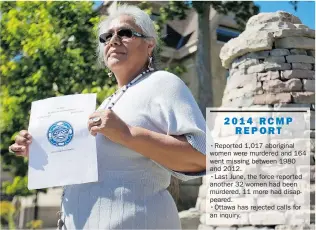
top-left (88, 109), bottom-right (131, 144)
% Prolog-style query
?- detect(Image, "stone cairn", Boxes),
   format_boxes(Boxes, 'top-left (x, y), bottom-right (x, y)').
top-left (195, 11), bottom-right (315, 230)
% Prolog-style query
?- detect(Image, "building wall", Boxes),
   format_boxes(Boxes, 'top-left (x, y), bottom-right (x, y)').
top-left (174, 31), bottom-right (230, 211)
top-left (169, 23), bottom-right (235, 108)
top-left (210, 40), bottom-right (229, 107)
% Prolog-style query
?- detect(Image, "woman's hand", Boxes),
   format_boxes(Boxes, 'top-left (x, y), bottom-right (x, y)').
top-left (87, 109), bottom-right (131, 144)
top-left (8, 130), bottom-right (32, 158)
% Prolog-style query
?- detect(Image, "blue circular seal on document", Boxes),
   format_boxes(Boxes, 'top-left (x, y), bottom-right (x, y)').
top-left (47, 121), bottom-right (74, 147)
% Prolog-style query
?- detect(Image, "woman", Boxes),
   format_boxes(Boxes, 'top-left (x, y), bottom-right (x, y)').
top-left (9, 4), bottom-right (206, 230)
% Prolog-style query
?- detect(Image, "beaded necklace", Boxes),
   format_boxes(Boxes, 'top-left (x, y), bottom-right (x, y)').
top-left (56, 67), bottom-right (155, 229)
top-left (101, 68), bottom-right (155, 110)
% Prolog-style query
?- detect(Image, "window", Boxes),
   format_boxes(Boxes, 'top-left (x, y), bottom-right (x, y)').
top-left (216, 26), bottom-right (240, 43)
top-left (162, 25), bottom-right (193, 50)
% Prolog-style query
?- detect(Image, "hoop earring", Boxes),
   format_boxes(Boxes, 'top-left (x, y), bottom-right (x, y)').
top-left (148, 56), bottom-right (154, 71)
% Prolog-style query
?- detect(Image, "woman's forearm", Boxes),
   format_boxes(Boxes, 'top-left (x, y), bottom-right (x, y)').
top-left (118, 125), bottom-right (206, 173)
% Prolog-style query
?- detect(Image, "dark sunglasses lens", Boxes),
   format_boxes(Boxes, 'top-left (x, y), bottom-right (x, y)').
top-left (118, 29), bottom-right (133, 38)
top-left (100, 33), bottom-right (112, 43)
top-left (99, 36), bottom-right (105, 43)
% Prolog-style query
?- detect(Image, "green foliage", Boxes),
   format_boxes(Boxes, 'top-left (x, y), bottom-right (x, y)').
top-left (138, 1), bottom-right (189, 34)
top-left (137, 1), bottom-right (190, 78)
top-left (165, 65), bottom-right (187, 76)
top-left (2, 176), bottom-right (33, 196)
top-left (190, 1), bottom-right (260, 30)
top-left (0, 201), bottom-right (17, 229)
top-left (210, 1), bottom-right (260, 29)
top-left (140, 1), bottom-right (259, 32)
top-left (26, 219), bottom-right (43, 229)
top-left (0, 1), bottom-right (115, 197)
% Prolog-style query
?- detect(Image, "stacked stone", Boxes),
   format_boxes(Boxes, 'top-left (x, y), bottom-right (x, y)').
top-left (196, 11), bottom-right (315, 230)
top-left (221, 48), bottom-right (314, 108)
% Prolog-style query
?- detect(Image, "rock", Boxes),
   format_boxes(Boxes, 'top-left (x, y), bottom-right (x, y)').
top-left (220, 10), bottom-right (315, 68)
top-left (292, 63), bottom-right (313, 70)
top-left (307, 50), bottom-right (315, 57)
top-left (263, 79), bottom-right (302, 93)
top-left (311, 133), bottom-right (316, 151)
top-left (275, 37), bottom-right (315, 50)
top-left (265, 56), bottom-right (286, 63)
top-left (290, 49), bottom-right (308, 55)
top-left (246, 50), bottom-right (270, 59)
top-left (270, 48), bottom-right (290, 56)
top-left (295, 24), bottom-right (310, 29)
top-left (198, 224), bottom-right (215, 230)
top-left (292, 92), bottom-right (315, 103)
top-left (222, 95), bottom-right (254, 108)
top-left (275, 225), bottom-right (315, 230)
top-left (246, 11), bottom-right (301, 29)
top-left (247, 22), bottom-right (315, 39)
top-left (286, 78), bottom-right (303, 91)
top-left (257, 197), bottom-right (293, 207)
top-left (302, 79), bottom-right (315, 92)
top-left (215, 227), bottom-right (237, 230)
top-left (263, 62), bottom-right (291, 71)
top-left (179, 208), bottom-right (201, 230)
top-left (304, 130), bottom-right (315, 138)
top-left (262, 164), bottom-right (296, 176)
top-left (249, 211), bottom-right (286, 225)
top-left (281, 70), bottom-right (315, 80)
top-left (275, 28), bottom-right (315, 39)
top-left (225, 73), bottom-right (257, 92)
top-left (220, 31), bottom-right (274, 69)
top-left (308, 111), bottom-right (315, 131)
top-left (229, 68), bottom-right (241, 77)
top-left (231, 56), bottom-right (245, 69)
top-left (238, 228), bottom-right (265, 230)
top-left (286, 55), bottom-right (315, 64)
top-left (247, 62), bottom-right (291, 74)
top-left (198, 185), bottom-right (207, 198)
top-left (195, 196), bottom-right (202, 210)
top-left (223, 82), bottom-right (262, 102)
top-left (247, 64), bottom-right (265, 73)
top-left (297, 165), bottom-right (315, 181)
top-left (254, 93), bottom-right (292, 104)
top-left (200, 213), bottom-right (206, 225)
top-left (257, 71), bottom-right (280, 81)
top-left (239, 228), bottom-right (273, 230)
top-left (198, 198), bottom-right (206, 212)
top-left (232, 56), bottom-right (260, 69)
top-left (274, 103), bottom-right (311, 110)
top-left (239, 58), bottom-right (260, 70)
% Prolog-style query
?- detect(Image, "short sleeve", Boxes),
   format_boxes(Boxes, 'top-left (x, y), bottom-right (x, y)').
top-left (148, 71), bottom-right (206, 182)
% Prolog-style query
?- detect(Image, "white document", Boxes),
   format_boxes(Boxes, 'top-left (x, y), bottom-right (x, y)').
top-left (27, 94), bottom-right (98, 189)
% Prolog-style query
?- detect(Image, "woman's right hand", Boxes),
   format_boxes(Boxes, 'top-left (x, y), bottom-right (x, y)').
top-left (9, 130), bottom-right (32, 158)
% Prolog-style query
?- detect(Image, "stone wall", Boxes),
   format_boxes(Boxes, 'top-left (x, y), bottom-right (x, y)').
top-left (195, 11), bottom-right (315, 230)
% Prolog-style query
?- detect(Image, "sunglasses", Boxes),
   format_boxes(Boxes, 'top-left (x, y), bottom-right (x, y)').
top-left (99, 28), bottom-right (150, 44)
